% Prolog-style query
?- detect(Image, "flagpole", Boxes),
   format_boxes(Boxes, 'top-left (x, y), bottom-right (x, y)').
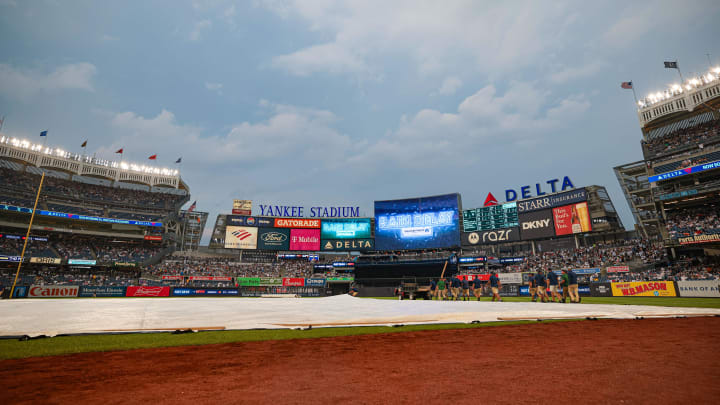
top-left (674, 60), bottom-right (685, 84)
top-left (0, 115), bottom-right (5, 132)
top-left (10, 171), bottom-right (45, 299)
top-left (630, 80), bottom-right (638, 105)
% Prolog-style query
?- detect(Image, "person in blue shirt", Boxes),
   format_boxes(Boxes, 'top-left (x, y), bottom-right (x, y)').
top-left (462, 277), bottom-right (470, 301)
top-left (450, 276), bottom-right (462, 301)
top-left (567, 269), bottom-right (580, 303)
top-left (430, 279), bottom-right (437, 299)
top-left (471, 276), bottom-right (483, 301)
top-left (534, 270), bottom-right (547, 303)
top-left (489, 273), bottom-right (502, 302)
top-left (547, 270), bottom-right (561, 303)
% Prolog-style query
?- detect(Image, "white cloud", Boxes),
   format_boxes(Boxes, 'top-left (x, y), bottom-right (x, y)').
top-left (350, 82), bottom-right (590, 169)
top-left (437, 76), bottom-right (462, 95)
top-left (271, 43), bottom-right (368, 76)
top-left (548, 61), bottom-right (606, 83)
top-left (190, 19), bottom-right (212, 41)
top-left (205, 82), bottom-right (223, 94)
top-left (0, 63), bottom-right (97, 101)
top-left (263, 1), bottom-right (573, 77)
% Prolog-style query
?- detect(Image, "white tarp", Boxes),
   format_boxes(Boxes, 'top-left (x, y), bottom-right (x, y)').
top-left (1, 295), bottom-right (719, 337)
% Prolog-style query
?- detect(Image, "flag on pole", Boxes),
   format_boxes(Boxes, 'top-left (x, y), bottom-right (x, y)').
top-left (621, 81), bottom-right (633, 89)
top-left (664, 61), bottom-right (678, 69)
top-left (39, 130), bottom-right (48, 137)
top-left (115, 148), bottom-right (124, 154)
top-left (188, 201), bottom-right (196, 212)
top-left (148, 154), bottom-right (157, 160)
top-left (0, 116), bottom-right (4, 131)
top-left (81, 140), bottom-right (87, 148)
top-left (175, 157), bottom-right (182, 164)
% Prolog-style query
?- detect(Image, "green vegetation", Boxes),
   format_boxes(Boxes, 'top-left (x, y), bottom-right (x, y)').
top-left (1, 297), bottom-right (717, 360)
top-left (0, 320), bottom-right (550, 360)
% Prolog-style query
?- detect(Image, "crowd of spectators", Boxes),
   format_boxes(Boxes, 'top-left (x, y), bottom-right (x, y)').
top-left (0, 165), bottom-right (186, 223)
top-left (95, 243), bottom-right (161, 263)
top-left (143, 255), bottom-right (313, 279)
top-left (642, 119), bottom-right (720, 157)
top-left (665, 206), bottom-right (720, 239)
top-left (0, 268), bottom-right (140, 288)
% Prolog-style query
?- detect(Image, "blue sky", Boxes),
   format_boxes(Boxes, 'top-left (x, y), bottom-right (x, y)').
top-left (1, 0), bottom-right (719, 242)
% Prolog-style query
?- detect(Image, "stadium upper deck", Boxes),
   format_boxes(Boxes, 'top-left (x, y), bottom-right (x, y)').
top-left (615, 65), bottom-right (720, 250)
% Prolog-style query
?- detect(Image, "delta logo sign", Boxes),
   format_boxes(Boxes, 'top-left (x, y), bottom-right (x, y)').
top-left (481, 176), bottom-right (576, 206)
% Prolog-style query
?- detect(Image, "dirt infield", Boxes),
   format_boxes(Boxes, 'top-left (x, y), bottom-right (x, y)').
top-left (1, 318), bottom-right (719, 404)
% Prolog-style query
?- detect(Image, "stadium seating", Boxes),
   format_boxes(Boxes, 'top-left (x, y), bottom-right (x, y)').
top-left (642, 118), bottom-right (720, 158)
top-left (665, 206), bottom-right (720, 239)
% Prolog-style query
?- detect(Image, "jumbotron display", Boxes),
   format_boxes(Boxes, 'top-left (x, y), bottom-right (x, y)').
top-left (374, 193), bottom-right (461, 251)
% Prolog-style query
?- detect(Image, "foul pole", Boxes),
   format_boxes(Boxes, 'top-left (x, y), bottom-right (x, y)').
top-left (10, 171), bottom-right (45, 299)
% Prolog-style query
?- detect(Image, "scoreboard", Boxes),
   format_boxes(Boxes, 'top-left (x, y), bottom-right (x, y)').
top-left (463, 202), bottom-right (518, 232)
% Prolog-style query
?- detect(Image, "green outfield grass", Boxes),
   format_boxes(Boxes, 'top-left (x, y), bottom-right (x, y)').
top-left (372, 296), bottom-right (720, 308)
top-left (0, 297), bottom-right (717, 360)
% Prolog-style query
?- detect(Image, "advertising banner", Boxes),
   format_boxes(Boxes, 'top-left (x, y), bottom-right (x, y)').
top-left (257, 227), bottom-right (291, 250)
top-left (188, 276), bottom-right (232, 281)
top-left (274, 218), bottom-right (321, 229)
top-left (12, 286), bottom-right (28, 298)
top-left (172, 288), bottom-right (240, 296)
top-left (374, 193), bottom-right (461, 251)
top-left (590, 282), bottom-right (613, 297)
top-left (283, 278), bottom-right (306, 287)
top-left (321, 218), bottom-right (372, 239)
top-left (237, 277), bottom-right (261, 286)
top-left (326, 276), bottom-right (354, 283)
top-left (459, 256), bottom-right (487, 264)
top-left (606, 266), bottom-right (630, 273)
top-left (260, 278), bottom-right (284, 286)
top-left (28, 285), bottom-right (79, 298)
top-left (520, 285), bottom-right (591, 296)
top-left (68, 259), bottom-right (97, 265)
top-left (114, 262), bottom-right (136, 267)
top-left (227, 215), bottom-right (274, 227)
top-left (519, 209), bottom-right (555, 240)
top-left (677, 281), bottom-right (720, 297)
top-left (126, 286), bottom-right (170, 297)
top-left (30, 257), bottom-right (62, 264)
top-left (232, 199), bottom-right (252, 215)
top-left (144, 235), bottom-right (162, 241)
top-left (648, 159), bottom-right (720, 183)
top-left (290, 229), bottom-right (321, 251)
top-left (516, 189), bottom-right (587, 214)
top-left (305, 278), bottom-right (327, 287)
top-left (79, 286), bottom-right (126, 297)
top-left (321, 238), bottom-right (374, 251)
top-left (462, 227), bottom-right (520, 246)
top-left (611, 281), bottom-right (676, 297)
top-left (162, 275), bottom-right (184, 280)
top-left (677, 233), bottom-right (720, 245)
top-left (225, 226), bottom-right (258, 249)
top-left (498, 273), bottom-right (523, 284)
top-left (552, 202), bottom-right (592, 236)
top-left (0, 255), bottom-right (23, 262)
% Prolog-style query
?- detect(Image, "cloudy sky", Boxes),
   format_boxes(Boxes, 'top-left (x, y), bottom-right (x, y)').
top-left (1, 0), bottom-right (719, 241)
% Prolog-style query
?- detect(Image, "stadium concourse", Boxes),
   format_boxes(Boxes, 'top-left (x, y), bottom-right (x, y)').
top-left (2, 295), bottom-right (719, 337)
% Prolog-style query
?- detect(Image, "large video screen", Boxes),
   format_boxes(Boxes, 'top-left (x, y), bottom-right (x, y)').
top-left (321, 218), bottom-right (372, 239)
top-left (552, 202), bottom-right (592, 236)
top-left (374, 193), bottom-right (461, 251)
top-left (463, 202), bottom-right (518, 232)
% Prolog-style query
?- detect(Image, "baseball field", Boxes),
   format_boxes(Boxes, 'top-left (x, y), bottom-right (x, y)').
top-left (1, 297), bottom-right (719, 403)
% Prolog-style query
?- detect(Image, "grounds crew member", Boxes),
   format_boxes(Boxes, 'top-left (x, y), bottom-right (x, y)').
top-left (567, 269), bottom-right (580, 303)
top-left (472, 275), bottom-right (483, 301)
top-left (462, 277), bottom-right (470, 301)
top-left (436, 278), bottom-right (446, 300)
top-left (560, 269), bottom-right (570, 303)
top-left (547, 269), bottom-right (561, 302)
top-left (489, 272), bottom-right (502, 302)
top-left (534, 270), bottom-right (547, 303)
top-left (451, 276), bottom-right (462, 301)
top-left (430, 278), bottom-right (437, 299)
top-left (528, 274), bottom-right (537, 302)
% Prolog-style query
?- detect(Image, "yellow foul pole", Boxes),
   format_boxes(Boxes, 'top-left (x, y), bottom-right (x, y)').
top-left (9, 171), bottom-right (45, 299)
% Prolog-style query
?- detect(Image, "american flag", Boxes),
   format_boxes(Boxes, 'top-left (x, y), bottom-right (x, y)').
top-left (188, 201), bottom-right (196, 212)
top-left (621, 81), bottom-right (633, 89)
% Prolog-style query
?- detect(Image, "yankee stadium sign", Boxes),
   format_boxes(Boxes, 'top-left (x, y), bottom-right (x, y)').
top-left (258, 204), bottom-right (360, 218)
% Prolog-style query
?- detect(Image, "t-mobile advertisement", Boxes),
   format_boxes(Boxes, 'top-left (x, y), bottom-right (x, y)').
top-left (290, 229), bottom-right (321, 251)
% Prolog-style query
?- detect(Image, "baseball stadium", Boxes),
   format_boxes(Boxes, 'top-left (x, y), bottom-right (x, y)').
top-left (2, 3), bottom-right (720, 404)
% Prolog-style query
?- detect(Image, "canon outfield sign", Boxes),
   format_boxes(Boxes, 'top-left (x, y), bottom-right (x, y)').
top-left (28, 285), bottom-right (79, 297)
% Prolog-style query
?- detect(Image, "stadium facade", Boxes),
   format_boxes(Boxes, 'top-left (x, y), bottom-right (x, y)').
top-left (614, 66), bottom-right (720, 257)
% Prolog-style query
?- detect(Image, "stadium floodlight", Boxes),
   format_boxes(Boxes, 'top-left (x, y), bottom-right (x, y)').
top-left (714, 67), bottom-right (720, 74)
